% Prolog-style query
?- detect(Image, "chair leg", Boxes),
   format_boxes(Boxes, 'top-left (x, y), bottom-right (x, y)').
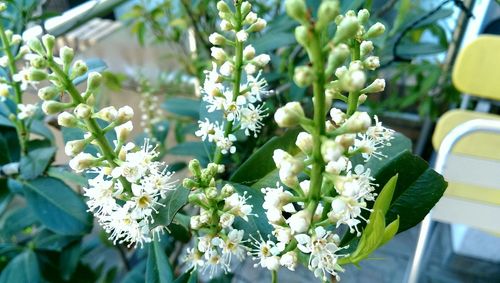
top-left (405, 214), bottom-right (435, 283)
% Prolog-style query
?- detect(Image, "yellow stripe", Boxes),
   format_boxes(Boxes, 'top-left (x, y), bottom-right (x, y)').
top-left (446, 181), bottom-right (500, 206)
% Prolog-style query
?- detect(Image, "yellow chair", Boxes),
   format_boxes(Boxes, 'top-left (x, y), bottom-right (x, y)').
top-left (407, 35), bottom-right (500, 283)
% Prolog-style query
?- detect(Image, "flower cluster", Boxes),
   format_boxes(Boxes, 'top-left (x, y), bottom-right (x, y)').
top-left (250, 2), bottom-right (394, 281)
top-left (195, 0), bottom-right (270, 156)
top-left (183, 160), bottom-right (253, 276)
top-left (25, 35), bottom-right (177, 247)
top-left (138, 80), bottom-right (164, 142)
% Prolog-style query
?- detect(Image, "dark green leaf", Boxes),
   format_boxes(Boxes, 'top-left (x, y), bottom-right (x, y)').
top-left (19, 146), bottom-right (56, 180)
top-left (174, 269), bottom-right (197, 283)
top-left (145, 241), bottom-right (173, 283)
top-left (30, 119), bottom-right (55, 142)
top-left (152, 121), bottom-right (170, 144)
top-left (23, 177), bottom-right (92, 235)
top-left (230, 128), bottom-right (300, 186)
top-left (168, 142), bottom-right (208, 159)
top-left (0, 250), bottom-right (41, 283)
top-left (151, 186), bottom-right (189, 229)
top-left (162, 97), bottom-right (200, 119)
top-left (121, 261), bottom-right (146, 283)
top-left (33, 229), bottom-right (79, 251)
top-left (60, 240), bottom-right (82, 281)
top-left (397, 42), bottom-right (447, 57)
top-left (47, 166), bottom-right (87, 187)
top-left (0, 206), bottom-right (37, 238)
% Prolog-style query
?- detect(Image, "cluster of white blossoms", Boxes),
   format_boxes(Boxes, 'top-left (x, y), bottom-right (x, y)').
top-left (249, 2), bottom-right (395, 281)
top-left (182, 160), bottom-right (253, 276)
top-left (24, 35), bottom-right (177, 247)
top-left (195, 0), bottom-right (270, 155)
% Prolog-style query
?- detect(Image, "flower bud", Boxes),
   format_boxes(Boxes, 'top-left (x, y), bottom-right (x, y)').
top-left (295, 132), bottom-right (313, 155)
top-left (65, 139), bottom-right (87, 156)
top-left (117, 106), bottom-right (134, 123)
top-left (74, 103), bottom-right (92, 119)
top-left (28, 68), bottom-right (47, 81)
top-left (293, 65), bottom-right (314, 87)
top-left (87, 72), bottom-right (102, 91)
top-left (220, 20), bottom-right (233, 31)
top-left (358, 93), bottom-right (367, 104)
top-left (326, 44), bottom-right (350, 74)
top-left (321, 139), bottom-right (344, 162)
top-left (286, 210), bottom-right (311, 233)
top-left (18, 45), bottom-right (30, 57)
top-left (236, 30), bottom-right (248, 42)
top-left (0, 84), bottom-right (9, 98)
top-left (333, 15), bottom-right (360, 44)
top-left (190, 215), bottom-right (202, 230)
top-left (248, 18), bottom-right (267, 32)
top-left (115, 121), bottom-right (133, 141)
top-left (60, 46), bottom-right (74, 66)
top-left (335, 66), bottom-right (348, 78)
top-left (274, 102), bottom-right (305, 128)
top-left (357, 9), bottom-right (370, 24)
top-left (316, 0), bottom-right (340, 31)
top-left (71, 60), bottom-right (88, 78)
top-left (188, 159), bottom-right (202, 177)
top-left (37, 86), bottom-right (58, 101)
top-left (42, 101), bottom-right (69, 115)
top-left (280, 251), bottom-right (298, 271)
top-left (244, 63), bottom-right (257, 75)
top-left (220, 213), bottom-right (235, 228)
top-left (343, 112), bottom-right (371, 133)
top-left (183, 178), bottom-right (198, 190)
top-left (241, 1), bottom-right (252, 15)
top-left (219, 61), bottom-right (234, 77)
top-left (11, 34), bottom-right (22, 45)
top-left (221, 184), bottom-right (235, 197)
top-left (364, 56), bottom-right (380, 70)
top-left (253, 54), bottom-right (270, 67)
top-left (330, 107), bottom-right (346, 125)
top-left (360, 40), bottom-right (374, 57)
top-left (340, 69), bottom-right (366, 92)
top-left (93, 106), bottom-right (117, 122)
top-left (364, 22), bottom-right (385, 39)
top-left (205, 187), bottom-right (218, 199)
top-left (210, 47), bottom-right (227, 61)
top-left (206, 163), bottom-right (219, 176)
top-left (42, 34), bottom-right (55, 56)
top-left (361, 78), bottom-right (385, 94)
top-left (294, 25), bottom-right (309, 47)
top-left (243, 45), bottom-right (256, 60)
top-left (27, 38), bottom-right (44, 55)
top-left (285, 0), bottom-right (307, 23)
top-left (57, 112), bottom-right (79, 128)
top-left (30, 55), bottom-right (47, 69)
top-left (216, 1), bottom-right (230, 13)
top-left (209, 33), bottom-right (226, 45)
top-left (69, 153), bottom-right (96, 172)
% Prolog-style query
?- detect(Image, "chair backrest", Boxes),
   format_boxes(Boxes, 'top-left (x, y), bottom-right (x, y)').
top-left (452, 35), bottom-right (500, 101)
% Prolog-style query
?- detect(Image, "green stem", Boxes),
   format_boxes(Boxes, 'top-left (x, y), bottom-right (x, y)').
top-left (306, 27), bottom-right (326, 215)
top-left (213, 1), bottom-right (244, 165)
top-left (0, 25), bottom-right (28, 155)
top-left (271, 270), bottom-right (278, 283)
top-left (346, 41), bottom-right (361, 116)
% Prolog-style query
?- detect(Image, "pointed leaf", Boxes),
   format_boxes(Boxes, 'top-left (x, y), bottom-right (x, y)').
top-left (151, 186), bottom-right (189, 229)
top-left (379, 216), bottom-right (400, 247)
top-left (0, 250), bottom-right (41, 283)
top-left (145, 241), bottom-right (174, 283)
top-left (20, 146), bottom-right (56, 180)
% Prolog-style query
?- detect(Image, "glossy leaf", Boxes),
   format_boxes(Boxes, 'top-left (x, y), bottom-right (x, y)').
top-left (0, 206), bottom-right (37, 238)
top-left (19, 146), bottom-right (56, 180)
top-left (174, 269), bottom-right (197, 283)
top-left (162, 97), bottom-right (200, 119)
top-left (22, 177), bottom-right (92, 235)
top-left (151, 186), bottom-right (189, 229)
top-left (0, 250), bottom-right (41, 283)
top-left (47, 166), bottom-right (87, 187)
top-left (145, 241), bottom-right (174, 283)
top-left (33, 229), bottom-right (79, 251)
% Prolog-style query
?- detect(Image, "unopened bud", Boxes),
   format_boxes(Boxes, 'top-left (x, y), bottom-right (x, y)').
top-left (65, 139), bottom-right (87, 156)
top-left (60, 46), bottom-right (74, 66)
top-left (285, 0), bottom-right (307, 23)
top-left (209, 33), bottom-right (226, 46)
top-left (115, 121), bottom-right (133, 141)
top-left (236, 30), bottom-right (248, 42)
top-left (316, 0), bottom-right (340, 31)
top-left (360, 40), bottom-right (374, 57)
top-left (28, 68), bottom-right (47, 81)
top-left (286, 210), bottom-right (311, 233)
top-left (321, 139), bottom-right (344, 162)
top-left (253, 54), bottom-right (270, 67)
top-left (361, 78), bottom-right (385, 94)
top-left (71, 60), bottom-right (88, 78)
top-left (221, 184), bottom-right (235, 197)
top-left (183, 178), bottom-right (198, 190)
top-left (57, 112), bottom-right (78, 127)
top-left (296, 132), bottom-right (313, 155)
top-left (87, 72), bottom-right (102, 91)
top-left (30, 55), bottom-right (47, 69)
top-left (220, 20), bottom-right (233, 31)
top-left (364, 22), bottom-right (385, 39)
top-left (248, 18), bottom-right (267, 32)
top-left (11, 34), bottom-right (22, 45)
top-left (94, 106), bottom-right (117, 122)
top-left (216, 1), bottom-right (230, 13)
top-left (340, 69), bottom-right (366, 92)
top-left (37, 86), bottom-right (58, 101)
top-left (293, 65), bottom-right (314, 87)
top-left (244, 11), bottom-right (258, 25)
top-left (42, 34), bottom-right (55, 56)
top-left (0, 3), bottom-right (7, 12)
top-left (42, 101), bottom-right (69, 115)
top-left (243, 45), bottom-right (256, 60)
top-left (343, 112), bottom-right (371, 133)
top-left (274, 102), bottom-right (305, 128)
top-left (210, 47), bottom-right (227, 61)
top-left (188, 159), bottom-right (202, 177)
top-left (333, 15), bottom-right (360, 44)
top-left (357, 9), bottom-right (370, 25)
top-left (364, 56), bottom-right (380, 70)
top-left (326, 44), bottom-right (350, 75)
top-left (205, 187), bottom-right (218, 199)
top-left (69, 153), bottom-right (96, 172)
top-left (190, 215), bottom-right (202, 230)
top-left (27, 38), bottom-right (44, 55)
top-left (241, 1), bottom-right (252, 15)
top-left (74, 103), bottom-right (92, 119)
top-left (294, 25), bottom-right (310, 47)
top-left (117, 106), bottom-right (134, 123)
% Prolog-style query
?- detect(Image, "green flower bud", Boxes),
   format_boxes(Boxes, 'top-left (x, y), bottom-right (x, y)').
top-left (357, 9), bottom-right (370, 25)
top-left (188, 159), bottom-right (202, 177)
top-left (205, 187), bottom-right (218, 199)
top-left (94, 106), bottom-right (117, 122)
top-left (241, 1), bottom-right (252, 16)
top-left (340, 69), bottom-right (366, 92)
top-left (360, 40), bottom-right (374, 57)
top-left (115, 121), bottom-right (133, 142)
top-left (363, 56), bottom-right (380, 70)
top-left (65, 139), bottom-right (87, 156)
top-left (30, 55), bottom-right (47, 69)
top-left (42, 101), bottom-right (69, 115)
top-left (325, 44), bottom-right (350, 75)
top-left (74, 103), bottom-right (92, 119)
top-left (316, 0), bottom-right (340, 31)
top-left (87, 72), bottom-right (102, 91)
top-left (333, 15), bottom-right (360, 44)
top-left (285, 0), bottom-right (307, 23)
top-left (60, 46), bottom-right (74, 66)
top-left (206, 163), bottom-right (219, 176)
top-left (27, 38), bottom-right (44, 55)
top-left (216, 1), bottom-right (230, 13)
top-left (183, 178), bottom-right (198, 190)
top-left (364, 22), bottom-right (385, 39)
top-left (70, 60), bottom-right (88, 78)
top-left (57, 112), bottom-right (79, 128)
top-left (361, 78), bottom-right (385, 94)
top-left (221, 184), bottom-right (235, 197)
top-left (293, 65), bottom-right (315, 88)
top-left (295, 25), bottom-right (310, 47)
top-left (208, 33), bottom-right (227, 46)
top-left (248, 18), bottom-right (267, 32)
top-left (38, 86), bottom-right (58, 101)
top-left (116, 106), bottom-right (134, 124)
top-left (274, 102), bottom-right (305, 128)
top-left (42, 34), bottom-right (55, 57)
top-left (28, 68), bottom-right (47, 81)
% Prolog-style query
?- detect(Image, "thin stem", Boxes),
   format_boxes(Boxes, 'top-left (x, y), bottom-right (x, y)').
top-left (213, 1), bottom-right (244, 165)
top-left (271, 270), bottom-right (278, 283)
top-left (346, 41), bottom-right (361, 116)
top-left (0, 25), bottom-right (28, 155)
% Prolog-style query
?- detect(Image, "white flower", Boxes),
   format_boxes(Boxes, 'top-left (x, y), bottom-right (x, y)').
top-left (236, 30), bottom-right (248, 42)
top-left (295, 227), bottom-right (344, 281)
top-left (261, 183), bottom-right (294, 223)
top-left (219, 61), bottom-right (234, 77)
top-left (240, 103), bottom-right (267, 137)
top-left (17, 103), bottom-right (37, 120)
top-left (13, 66), bottom-right (37, 90)
top-left (325, 156), bottom-right (350, 174)
top-left (0, 56), bottom-right (8, 67)
top-left (286, 209), bottom-right (311, 234)
top-left (0, 83), bottom-right (10, 100)
top-left (216, 134), bottom-right (237, 155)
top-left (249, 234), bottom-right (283, 271)
top-left (280, 251), bottom-right (298, 271)
top-left (196, 119), bottom-right (223, 142)
top-left (219, 229), bottom-right (246, 262)
top-left (224, 192), bottom-right (253, 221)
top-left (352, 115), bottom-right (394, 161)
top-left (202, 62), bottom-right (224, 97)
top-left (330, 108), bottom-right (346, 125)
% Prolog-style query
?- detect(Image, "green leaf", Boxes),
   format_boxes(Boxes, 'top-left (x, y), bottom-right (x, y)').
top-left (0, 206), bottom-right (37, 238)
top-left (380, 216), bottom-right (400, 247)
top-left (168, 142), bottom-right (208, 159)
top-left (121, 261), bottom-right (146, 283)
top-left (0, 250), bottom-right (41, 283)
top-left (372, 175), bottom-right (398, 215)
top-left (230, 128), bottom-right (300, 185)
top-left (22, 177), bottom-right (92, 235)
top-left (19, 146), bottom-right (56, 180)
top-left (47, 166), bottom-right (87, 187)
top-left (152, 121), bottom-right (170, 144)
top-left (151, 186), bottom-right (189, 229)
top-left (229, 182), bottom-right (273, 239)
top-left (30, 119), bottom-right (55, 142)
top-left (60, 240), bottom-right (82, 281)
top-left (162, 97), bottom-right (200, 119)
top-left (250, 32), bottom-right (296, 53)
top-left (145, 241), bottom-right (174, 283)
top-left (396, 42), bottom-right (447, 57)
top-left (33, 229), bottom-right (79, 251)
top-left (174, 269), bottom-right (197, 283)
